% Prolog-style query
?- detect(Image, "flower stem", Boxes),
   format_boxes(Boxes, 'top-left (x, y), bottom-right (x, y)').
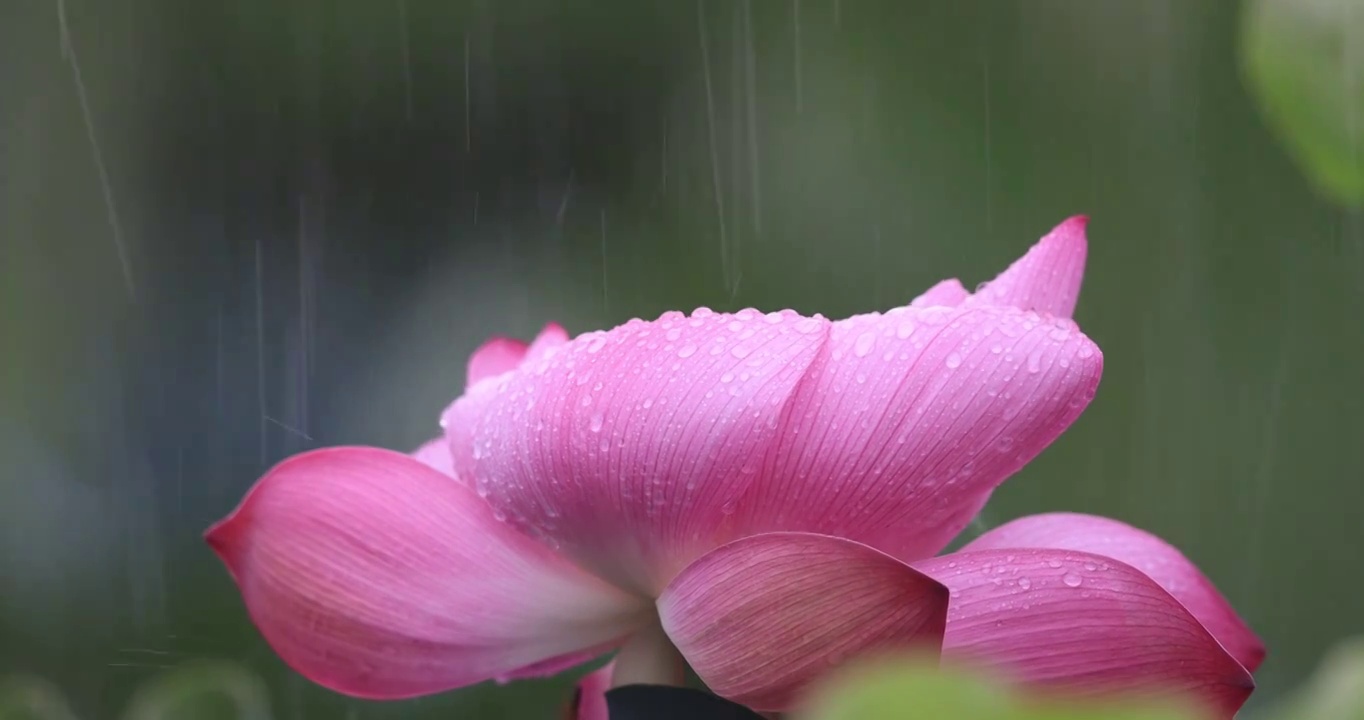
top-left (610, 618), bottom-right (685, 688)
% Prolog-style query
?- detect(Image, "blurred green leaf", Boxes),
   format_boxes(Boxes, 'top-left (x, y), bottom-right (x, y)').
top-left (796, 658), bottom-right (1201, 720)
top-left (0, 675), bottom-right (79, 720)
top-left (120, 661), bottom-right (270, 720)
top-left (1242, 0), bottom-right (1364, 206)
top-left (1268, 636), bottom-right (1364, 720)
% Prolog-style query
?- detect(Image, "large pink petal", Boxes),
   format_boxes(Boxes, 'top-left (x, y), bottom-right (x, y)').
top-left (739, 304), bottom-right (1103, 563)
top-left (443, 224), bottom-right (1097, 589)
top-left (964, 216), bottom-right (1089, 318)
top-left (444, 308), bottom-right (831, 593)
top-left (658, 532), bottom-right (948, 711)
top-left (204, 447), bottom-right (648, 699)
top-left (962, 512), bottom-right (1265, 673)
top-left (916, 549), bottom-right (1254, 718)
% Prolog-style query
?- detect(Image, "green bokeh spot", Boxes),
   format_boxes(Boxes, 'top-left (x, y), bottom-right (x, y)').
top-left (1266, 636), bottom-right (1364, 720)
top-left (1242, 0), bottom-right (1364, 207)
top-left (797, 659), bottom-right (1199, 720)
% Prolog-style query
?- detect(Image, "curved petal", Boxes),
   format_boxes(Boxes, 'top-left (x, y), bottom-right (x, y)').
top-left (916, 549), bottom-right (1254, 718)
top-left (204, 447), bottom-right (648, 699)
top-left (964, 216), bottom-right (1089, 318)
top-left (910, 278), bottom-right (970, 308)
top-left (739, 304), bottom-right (1103, 563)
top-left (658, 532), bottom-right (948, 712)
top-left (466, 323), bottom-right (570, 388)
top-left (567, 662), bottom-right (612, 720)
top-left (444, 308), bottom-right (832, 592)
top-left (495, 642), bottom-right (616, 683)
top-left (410, 438), bottom-right (454, 477)
top-left (962, 512), bottom-right (1265, 673)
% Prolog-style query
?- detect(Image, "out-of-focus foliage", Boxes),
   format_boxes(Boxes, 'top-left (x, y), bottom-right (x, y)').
top-left (0, 662), bottom-right (269, 720)
top-left (795, 657), bottom-right (1199, 720)
top-left (1242, 0), bottom-right (1364, 206)
top-left (0, 675), bottom-right (80, 720)
top-left (1265, 636), bottom-right (1364, 720)
top-left (120, 661), bottom-right (271, 720)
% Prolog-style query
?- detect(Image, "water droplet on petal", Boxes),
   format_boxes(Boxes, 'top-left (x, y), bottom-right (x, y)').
top-left (945, 353), bottom-right (962, 369)
top-left (589, 413), bottom-right (604, 432)
top-left (678, 344), bottom-right (697, 358)
top-left (1062, 572), bottom-right (1083, 588)
top-left (854, 332), bottom-right (876, 358)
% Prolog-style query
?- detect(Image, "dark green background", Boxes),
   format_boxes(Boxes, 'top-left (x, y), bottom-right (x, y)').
top-left (3, 1), bottom-right (1360, 718)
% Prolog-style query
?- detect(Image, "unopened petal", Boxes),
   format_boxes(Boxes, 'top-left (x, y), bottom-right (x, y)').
top-left (526, 322), bottom-right (571, 362)
top-left (738, 304), bottom-right (1103, 562)
top-left (965, 216), bottom-right (1089, 318)
top-left (205, 447), bottom-right (647, 699)
top-left (910, 278), bottom-right (970, 308)
top-left (466, 337), bottom-right (529, 388)
top-left (410, 437), bottom-right (454, 477)
top-left (916, 549), bottom-right (1254, 719)
top-left (466, 323), bottom-right (569, 389)
top-left (564, 662), bottom-right (612, 720)
top-left (658, 532), bottom-right (948, 711)
top-left (444, 309), bottom-right (831, 593)
top-left (962, 512), bottom-right (1265, 673)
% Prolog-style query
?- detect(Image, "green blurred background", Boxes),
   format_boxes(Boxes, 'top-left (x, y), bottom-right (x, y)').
top-left (3, 0), bottom-right (1361, 718)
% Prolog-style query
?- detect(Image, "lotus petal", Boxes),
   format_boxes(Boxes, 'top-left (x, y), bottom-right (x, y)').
top-left (916, 548), bottom-right (1254, 718)
top-left (659, 532), bottom-right (948, 711)
top-left (206, 447), bottom-right (647, 699)
top-left (962, 512), bottom-right (1264, 672)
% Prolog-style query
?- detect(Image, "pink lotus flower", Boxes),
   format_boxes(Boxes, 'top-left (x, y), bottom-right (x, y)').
top-left (206, 218), bottom-right (1262, 718)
